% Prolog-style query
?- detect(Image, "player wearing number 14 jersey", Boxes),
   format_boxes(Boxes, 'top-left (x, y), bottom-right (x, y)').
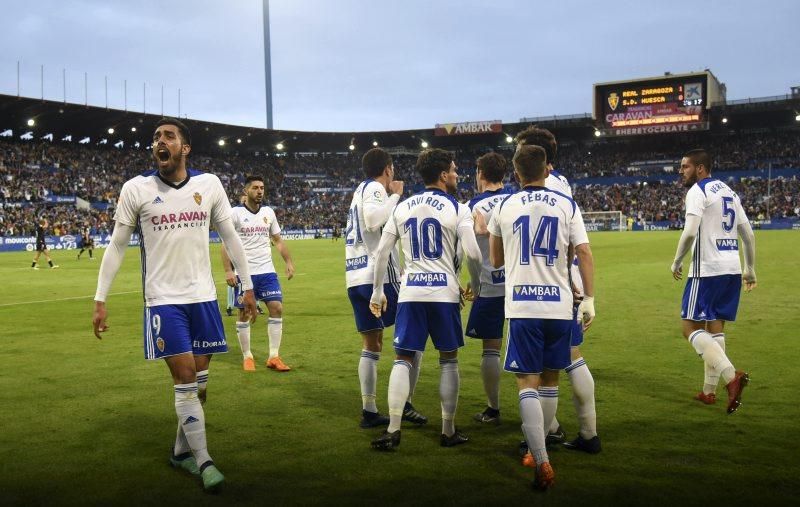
top-left (488, 145), bottom-right (596, 490)
top-left (369, 149), bottom-right (482, 451)
top-left (671, 149), bottom-right (756, 414)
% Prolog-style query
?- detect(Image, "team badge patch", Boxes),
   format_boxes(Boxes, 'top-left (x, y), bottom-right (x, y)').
top-left (193, 192), bottom-right (202, 205)
top-left (156, 337), bottom-right (165, 352)
top-left (237, 295), bottom-right (244, 304)
top-left (263, 216), bottom-right (270, 226)
top-left (607, 92), bottom-right (620, 111)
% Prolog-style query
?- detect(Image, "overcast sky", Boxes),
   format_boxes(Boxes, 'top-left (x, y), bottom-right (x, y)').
top-left (1, 0), bottom-right (797, 132)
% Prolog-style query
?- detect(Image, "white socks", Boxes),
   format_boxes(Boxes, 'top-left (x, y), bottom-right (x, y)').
top-left (268, 318), bottom-right (283, 359)
top-left (196, 370), bottom-right (209, 399)
top-left (703, 333), bottom-right (726, 394)
top-left (566, 358), bottom-right (597, 439)
top-left (174, 383), bottom-right (212, 467)
top-left (407, 351), bottom-right (423, 403)
top-left (236, 322), bottom-right (252, 359)
top-left (689, 330), bottom-right (735, 385)
top-left (519, 389), bottom-right (548, 465)
top-left (387, 360), bottom-right (412, 432)
top-left (359, 350), bottom-right (380, 412)
top-left (480, 349), bottom-right (501, 410)
top-left (538, 386), bottom-right (559, 437)
top-left (439, 358), bottom-right (460, 437)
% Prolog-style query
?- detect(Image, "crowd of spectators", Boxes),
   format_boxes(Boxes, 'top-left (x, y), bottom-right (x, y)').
top-left (1, 128), bottom-right (798, 238)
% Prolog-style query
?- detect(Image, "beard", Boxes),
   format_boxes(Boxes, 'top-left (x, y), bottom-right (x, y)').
top-left (153, 148), bottom-right (182, 175)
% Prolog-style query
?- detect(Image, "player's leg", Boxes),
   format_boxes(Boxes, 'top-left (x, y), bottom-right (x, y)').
top-left (349, 284), bottom-right (389, 428)
top-left (561, 346), bottom-right (599, 444)
top-left (77, 246), bottom-right (85, 259)
top-left (88, 243), bottom-right (93, 259)
top-left (538, 369), bottom-right (560, 443)
top-left (430, 302), bottom-right (467, 445)
top-left (31, 250), bottom-right (41, 268)
top-left (231, 280), bottom-right (255, 370)
top-left (195, 354), bottom-right (211, 404)
top-left (466, 296), bottom-right (504, 424)
top-left (263, 273), bottom-right (289, 371)
top-left (682, 275), bottom-right (748, 413)
top-left (225, 285), bottom-right (234, 316)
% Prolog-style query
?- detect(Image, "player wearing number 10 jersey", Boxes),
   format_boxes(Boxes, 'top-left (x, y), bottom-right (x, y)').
top-left (671, 149), bottom-right (756, 415)
top-left (488, 144), bottom-right (595, 490)
top-left (369, 148), bottom-right (482, 451)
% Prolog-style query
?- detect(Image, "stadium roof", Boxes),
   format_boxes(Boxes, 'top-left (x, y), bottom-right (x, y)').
top-left (0, 92), bottom-right (797, 155)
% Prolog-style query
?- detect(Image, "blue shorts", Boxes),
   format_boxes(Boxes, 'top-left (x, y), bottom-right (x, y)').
top-left (347, 283), bottom-right (399, 333)
top-left (143, 301), bottom-right (227, 360)
top-left (465, 296), bottom-right (505, 339)
top-left (681, 274), bottom-right (742, 322)
top-left (235, 273), bottom-right (282, 306)
top-left (504, 318), bottom-right (572, 374)
top-left (571, 305), bottom-right (583, 347)
top-left (394, 302), bottom-right (464, 353)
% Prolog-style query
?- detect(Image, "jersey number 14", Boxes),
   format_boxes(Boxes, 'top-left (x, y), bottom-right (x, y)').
top-left (513, 215), bottom-right (559, 266)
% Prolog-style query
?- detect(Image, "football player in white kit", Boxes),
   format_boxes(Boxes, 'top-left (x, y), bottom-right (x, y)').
top-left (222, 175), bottom-right (296, 372)
top-left (488, 144), bottom-right (595, 490)
top-left (671, 149), bottom-right (756, 414)
top-left (516, 126), bottom-right (601, 454)
top-left (345, 148), bottom-right (428, 429)
top-left (369, 148), bottom-right (482, 451)
top-left (92, 118), bottom-right (257, 491)
top-left (465, 152), bottom-right (511, 424)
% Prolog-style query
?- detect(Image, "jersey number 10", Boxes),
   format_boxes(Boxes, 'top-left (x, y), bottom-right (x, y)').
top-left (513, 215), bottom-right (559, 266)
top-left (405, 217), bottom-right (443, 260)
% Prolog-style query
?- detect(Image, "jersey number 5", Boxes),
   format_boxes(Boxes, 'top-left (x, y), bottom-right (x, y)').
top-left (512, 215), bottom-right (559, 266)
top-left (721, 196), bottom-right (735, 232)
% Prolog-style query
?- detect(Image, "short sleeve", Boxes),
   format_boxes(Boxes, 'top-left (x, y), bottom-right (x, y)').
top-left (210, 176), bottom-right (232, 225)
top-left (269, 208), bottom-right (281, 235)
top-left (113, 181), bottom-right (139, 227)
top-left (456, 203), bottom-right (474, 232)
top-left (570, 206), bottom-right (590, 247)
top-left (685, 186), bottom-right (705, 217)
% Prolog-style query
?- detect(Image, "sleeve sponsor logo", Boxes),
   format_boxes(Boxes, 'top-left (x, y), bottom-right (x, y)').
top-left (512, 284), bottom-right (561, 302)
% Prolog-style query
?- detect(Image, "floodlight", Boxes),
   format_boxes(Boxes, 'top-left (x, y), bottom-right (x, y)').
top-left (131, 127), bottom-right (137, 132)
top-left (721, 117), bottom-right (728, 124)
top-left (218, 139), bottom-right (225, 146)
top-left (108, 128), bottom-right (115, 134)
top-left (237, 138), bottom-right (242, 144)
top-left (795, 114), bottom-right (800, 122)
top-left (594, 130), bottom-right (602, 137)
top-left (349, 144), bottom-right (355, 151)
top-left (276, 143), bottom-right (284, 150)
top-left (421, 141), bottom-right (429, 148)
top-left (505, 135), bottom-right (513, 143)
top-left (27, 119), bottom-right (35, 127)
top-left (372, 141), bottom-right (378, 147)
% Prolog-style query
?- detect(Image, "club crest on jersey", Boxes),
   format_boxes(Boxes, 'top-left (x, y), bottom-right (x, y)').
top-left (512, 284), bottom-right (561, 302)
top-left (407, 272), bottom-right (447, 287)
top-left (608, 92), bottom-right (620, 111)
top-left (193, 192), bottom-right (202, 205)
top-left (156, 337), bottom-right (165, 352)
top-left (263, 216), bottom-right (271, 227)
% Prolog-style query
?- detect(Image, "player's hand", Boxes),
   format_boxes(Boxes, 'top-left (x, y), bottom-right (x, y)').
top-left (743, 268), bottom-right (757, 292)
top-left (285, 262), bottom-right (295, 280)
top-left (472, 210), bottom-right (488, 236)
top-left (369, 292), bottom-right (387, 318)
top-left (388, 180), bottom-right (404, 196)
top-left (93, 301), bottom-right (108, 340)
top-left (462, 283), bottom-right (476, 302)
top-left (225, 270), bottom-right (237, 287)
top-left (571, 281), bottom-right (583, 303)
top-left (242, 289), bottom-right (258, 323)
top-left (579, 296), bottom-right (595, 331)
top-left (671, 261), bottom-right (683, 280)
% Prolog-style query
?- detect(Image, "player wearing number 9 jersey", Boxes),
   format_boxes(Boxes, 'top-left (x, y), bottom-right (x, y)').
top-left (369, 148), bottom-right (482, 451)
top-left (487, 144), bottom-right (595, 490)
top-left (671, 149), bottom-right (756, 415)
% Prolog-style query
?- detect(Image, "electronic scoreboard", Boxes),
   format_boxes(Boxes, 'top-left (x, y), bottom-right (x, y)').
top-left (593, 71), bottom-right (724, 136)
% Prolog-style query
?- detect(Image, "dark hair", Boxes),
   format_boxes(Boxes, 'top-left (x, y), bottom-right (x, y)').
top-left (513, 145), bottom-right (548, 182)
top-left (155, 117), bottom-right (192, 145)
top-left (477, 152), bottom-right (507, 184)
top-left (416, 149), bottom-right (454, 185)
top-left (683, 148), bottom-right (712, 173)
top-left (515, 125), bottom-right (556, 164)
top-left (362, 148), bottom-right (392, 179)
top-left (244, 175), bottom-right (264, 187)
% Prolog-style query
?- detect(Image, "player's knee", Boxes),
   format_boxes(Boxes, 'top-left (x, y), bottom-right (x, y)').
top-left (541, 368), bottom-right (560, 386)
top-left (268, 302), bottom-right (283, 318)
top-left (439, 350), bottom-right (458, 361)
top-left (483, 339), bottom-right (502, 352)
top-left (362, 331), bottom-right (382, 352)
top-left (570, 346), bottom-right (583, 362)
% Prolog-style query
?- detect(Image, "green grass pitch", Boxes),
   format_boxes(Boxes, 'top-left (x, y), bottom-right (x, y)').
top-left (0, 231), bottom-right (797, 506)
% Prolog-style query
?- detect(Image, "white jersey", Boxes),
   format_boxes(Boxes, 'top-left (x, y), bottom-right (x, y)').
top-left (467, 188), bottom-right (512, 298)
top-left (545, 169), bottom-right (572, 197)
top-left (685, 178), bottom-right (747, 278)
top-left (385, 189), bottom-right (474, 303)
top-left (114, 169), bottom-right (231, 307)
top-left (345, 179), bottom-right (401, 287)
top-left (488, 186), bottom-right (589, 319)
top-left (230, 204), bottom-right (280, 275)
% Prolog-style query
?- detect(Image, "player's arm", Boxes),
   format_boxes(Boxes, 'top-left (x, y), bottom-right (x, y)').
top-left (363, 183), bottom-right (401, 232)
top-left (670, 214), bottom-right (701, 280)
top-left (369, 228), bottom-right (398, 317)
top-left (93, 222), bottom-right (135, 339)
top-left (737, 221), bottom-right (757, 292)
top-left (457, 213), bottom-right (482, 299)
top-left (217, 217), bottom-right (257, 322)
top-left (575, 242), bottom-right (595, 330)
top-left (220, 246), bottom-right (237, 287)
top-left (487, 210), bottom-right (504, 269)
top-left (271, 233), bottom-right (296, 280)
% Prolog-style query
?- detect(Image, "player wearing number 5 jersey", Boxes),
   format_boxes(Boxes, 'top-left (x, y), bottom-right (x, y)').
top-left (488, 144), bottom-right (595, 490)
top-left (91, 118), bottom-right (257, 491)
top-left (671, 149), bottom-right (756, 415)
top-left (369, 148), bottom-right (482, 451)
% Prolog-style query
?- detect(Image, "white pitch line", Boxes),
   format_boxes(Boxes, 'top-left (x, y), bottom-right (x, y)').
top-left (0, 290), bottom-right (141, 307)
